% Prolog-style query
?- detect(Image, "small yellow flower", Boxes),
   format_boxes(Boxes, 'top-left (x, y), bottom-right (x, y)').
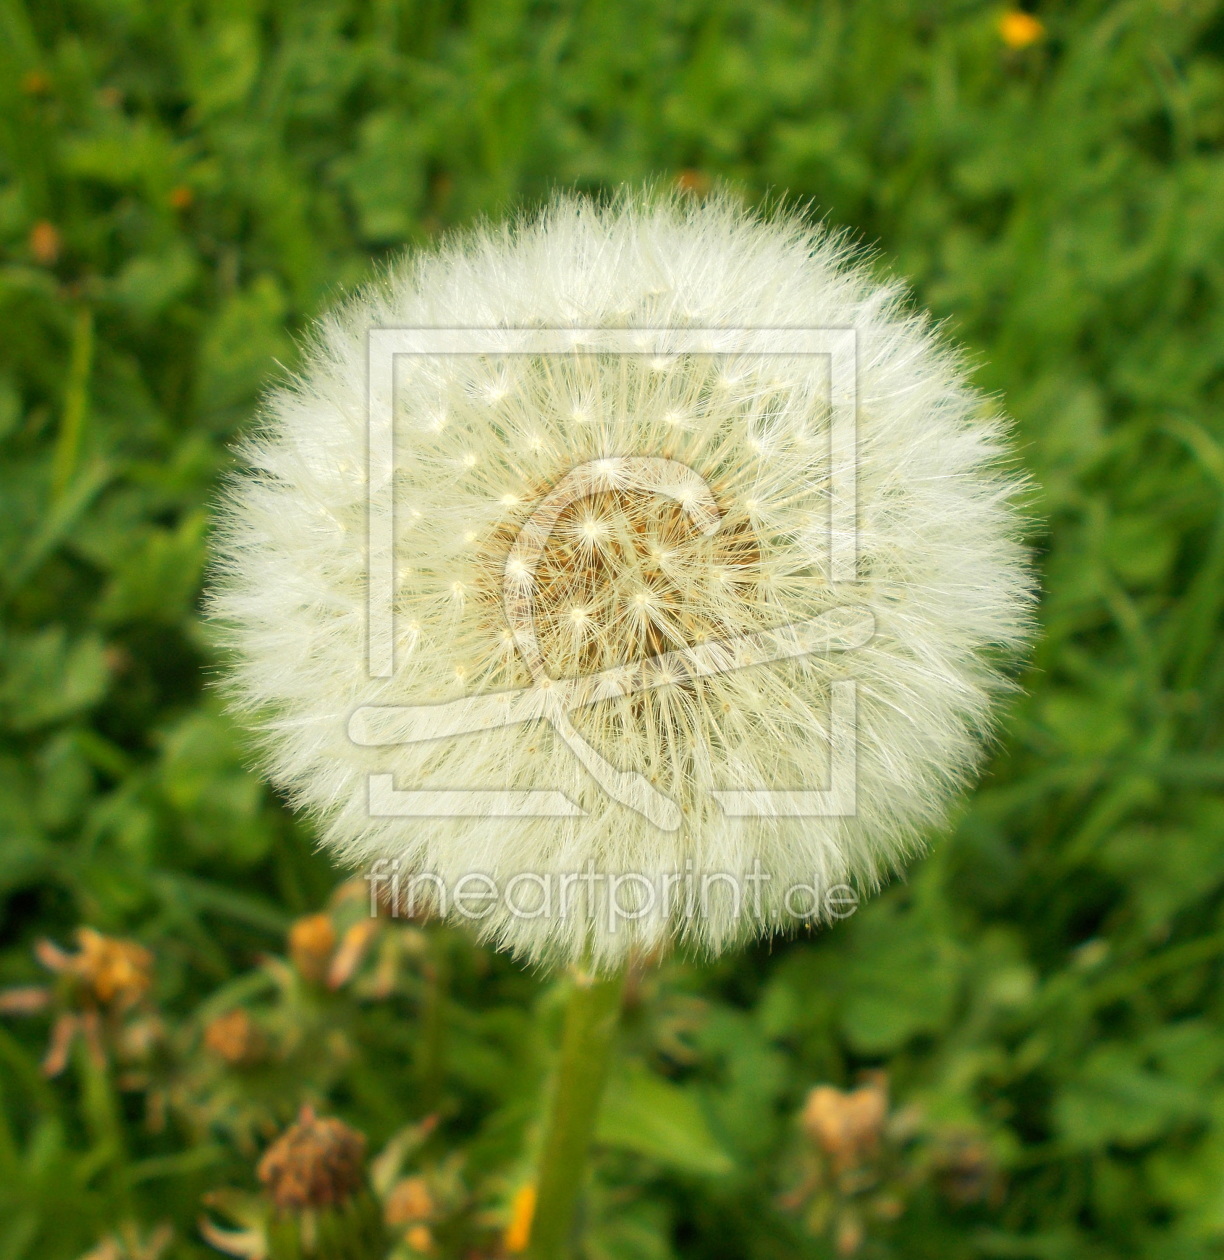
top-left (404, 1224), bottom-right (434, 1253)
top-left (504, 1183), bottom-right (536, 1253)
top-left (999, 11), bottom-right (1044, 49)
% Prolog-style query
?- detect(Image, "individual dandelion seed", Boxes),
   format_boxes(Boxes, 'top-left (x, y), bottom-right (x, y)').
top-left (208, 189), bottom-right (1033, 973)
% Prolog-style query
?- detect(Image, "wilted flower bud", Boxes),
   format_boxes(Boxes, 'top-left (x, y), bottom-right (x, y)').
top-left (38, 927), bottom-right (153, 1010)
top-left (384, 1176), bottom-right (434, 1226)
top-left (288, 915), bottom-right (337, 984)
top-left (259, 1108), bottom-right (366, 1211)
top-left (801, 1075), bottom-right (889, 1175)
top-left (257, 1108), bottom-right (385, 1259)
top-left (204, 1009), bottom-right (264, 1066)
top-left (786, 1073), bottom-right (920, 1255)
top-left (14, 929), bottom-right (157, 1077)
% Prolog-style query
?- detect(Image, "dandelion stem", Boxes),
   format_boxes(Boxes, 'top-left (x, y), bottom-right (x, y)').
top-left (527, 963), bottom-right (626, 1260)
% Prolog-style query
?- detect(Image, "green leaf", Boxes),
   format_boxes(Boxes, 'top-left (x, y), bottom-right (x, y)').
top-left (0, 373), bottom-right (20, 441)
top-left (156, 705), bottom-right (269, 863)
top-left (112, 242), bottom-right (199, 318)
top-left (195, 275), bottom-right (292, 423)
top-left (95, 510), bottom-right (208, 625)
top-left (836, 900), bottom-right (961, 1054)
top-left (0, 754), bottom-right (48, 893)
top-left (183, 18), bottom-right (261, 117)
top-left (331, 109), bottom-right (426, 242)
top-left (598, 1063), bottom-right (734, 1176)
top-left (1055, 1044), bottom-right (1202, 1150)
top-left (0, 627), bottom-right (110, 730)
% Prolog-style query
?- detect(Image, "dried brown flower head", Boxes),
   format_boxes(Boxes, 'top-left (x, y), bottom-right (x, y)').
top-left (258, 1107), bottom-right (368, 1212)
top-left (801, 1074), bottom-right (888, 1175)
top-left (37, 928), bottom-right (153, 1010)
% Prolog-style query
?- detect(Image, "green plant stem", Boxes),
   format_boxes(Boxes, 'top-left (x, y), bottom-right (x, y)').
top-left (419, 930), bottom-right (448, 1106)
top-left (51, 305), bottom-right (94, 501)
top-left (527, 964), bottom-right (627, 1260)
top-left (74, 1033), bottom-right (132, 1215)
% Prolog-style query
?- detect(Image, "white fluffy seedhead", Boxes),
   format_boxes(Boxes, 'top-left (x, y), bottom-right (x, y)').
top-left (209, 190), bottom-right (1033, 971)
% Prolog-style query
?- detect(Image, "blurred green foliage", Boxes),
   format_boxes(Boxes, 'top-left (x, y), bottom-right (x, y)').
top-left (3, 0), bottom-right (1224, 1256)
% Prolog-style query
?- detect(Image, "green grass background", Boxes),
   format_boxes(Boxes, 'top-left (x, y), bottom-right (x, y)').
top-left (3, 1), bottom-right (1224, 1256)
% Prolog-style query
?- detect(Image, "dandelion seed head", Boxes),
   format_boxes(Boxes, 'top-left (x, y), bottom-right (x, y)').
top-left (208, 189), bottom-right (1033, 969)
